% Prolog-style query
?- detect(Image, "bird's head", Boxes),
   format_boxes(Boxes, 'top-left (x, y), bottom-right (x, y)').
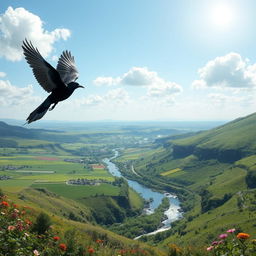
top-left (68, 82), bottom-right (85, 91)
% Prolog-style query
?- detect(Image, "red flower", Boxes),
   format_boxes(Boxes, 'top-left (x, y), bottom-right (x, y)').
top-left (1, 201), bottom-right (9, 207)
top-left (59, 243), bottom-right (67, 251)
top-left (96, 239), bottom-right (103, 243)
top-left (53, 236), bottom-right (60, 241)
top-left (88, 247), bottom-right (95, 254)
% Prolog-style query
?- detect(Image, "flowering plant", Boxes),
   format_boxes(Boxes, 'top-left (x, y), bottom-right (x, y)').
top-left (206, 228), bottom-right (256, 255)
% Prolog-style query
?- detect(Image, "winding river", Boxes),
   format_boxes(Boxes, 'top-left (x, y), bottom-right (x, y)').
top-left (103, 150), bottom-right (182, 237)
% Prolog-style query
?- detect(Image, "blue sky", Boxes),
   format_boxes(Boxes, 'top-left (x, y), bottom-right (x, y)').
top-left (1, 0), bottom-right (256, 122)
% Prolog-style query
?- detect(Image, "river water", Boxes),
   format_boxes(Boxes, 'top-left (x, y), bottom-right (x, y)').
top-left (102, 150), bottom-right (182, 237)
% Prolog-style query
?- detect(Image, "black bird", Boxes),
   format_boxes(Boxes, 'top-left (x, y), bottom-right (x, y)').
top-left (22, 39), bottom-right (84, 124)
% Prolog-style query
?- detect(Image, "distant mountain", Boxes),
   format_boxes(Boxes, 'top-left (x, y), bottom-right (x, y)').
top-left (0, 121), bottom-right (46, 139)
top-left (169, 112), bottom-right (256, 162)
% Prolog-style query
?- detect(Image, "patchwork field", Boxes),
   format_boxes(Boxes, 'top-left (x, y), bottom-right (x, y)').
top-left (0, 152), bottom-right (115, 195)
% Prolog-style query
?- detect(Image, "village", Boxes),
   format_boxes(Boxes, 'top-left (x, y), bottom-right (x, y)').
top-left (66, 178), bottom-right (111, 186)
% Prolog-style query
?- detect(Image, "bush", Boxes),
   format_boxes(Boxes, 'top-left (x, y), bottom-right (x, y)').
top-left (33, 212), bottom-right (52, 234)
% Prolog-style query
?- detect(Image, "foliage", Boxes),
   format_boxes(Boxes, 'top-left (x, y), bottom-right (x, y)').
top-left (109, 197), bottom-right (170, 239)
top-left (206, 229), bottom-right (256, 256)
top-left (33, 212), bottom-right (52, 234)
top-left (0, 196), bottom-right (158, 256)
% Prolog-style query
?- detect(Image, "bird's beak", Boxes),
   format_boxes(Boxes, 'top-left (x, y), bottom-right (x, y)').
top-left (78, 85), bottom-right (85, 88)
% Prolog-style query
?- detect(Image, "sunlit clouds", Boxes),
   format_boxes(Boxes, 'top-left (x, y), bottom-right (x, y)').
top-left (0, 7), bottom-right (70, 61)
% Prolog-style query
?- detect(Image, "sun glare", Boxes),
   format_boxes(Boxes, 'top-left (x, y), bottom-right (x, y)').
top-left (210, 2), bottom-right (235, 29)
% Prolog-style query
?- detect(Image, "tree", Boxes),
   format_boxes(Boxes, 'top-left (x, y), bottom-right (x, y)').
top-left (33, 212), bottom-right (52, 234)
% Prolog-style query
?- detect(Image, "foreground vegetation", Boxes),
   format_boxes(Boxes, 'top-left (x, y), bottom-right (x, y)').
top-left (1, 114), bottom-right (256, 254)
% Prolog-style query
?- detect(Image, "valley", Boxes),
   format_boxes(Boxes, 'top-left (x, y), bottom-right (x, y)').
top-left (0, 116), bottom-right (256, 255)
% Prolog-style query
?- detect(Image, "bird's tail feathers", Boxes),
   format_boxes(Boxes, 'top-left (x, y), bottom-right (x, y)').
top-left (26, 98), bottom-right (52, 124)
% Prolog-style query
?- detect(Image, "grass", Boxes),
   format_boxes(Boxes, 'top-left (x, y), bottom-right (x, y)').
top-left (31, 183), bottom-right (120, 199)
top-left (0, 179), bottom-right (34, 192)
top-left (172, 112), bottom-right (256, 152)
top-left (160, 168), bottom-right (182, 176)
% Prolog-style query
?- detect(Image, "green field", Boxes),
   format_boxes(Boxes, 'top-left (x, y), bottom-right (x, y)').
top-left (31, 183), bottom-right (120, 199)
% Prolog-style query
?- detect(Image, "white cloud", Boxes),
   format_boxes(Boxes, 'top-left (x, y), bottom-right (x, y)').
top-left (0, 6), bottom-right (71, 61)
top-left (93, 77), bottom-right (121, 86)
top-left (207, 93), bottom-right (244, 105)
top-left (0, 79), bottom-right (40, 106)
top-left (72, 88), bottom-right (130, 107)
top-left (93, 67), bottom-right (182, 102)
top-left (147, 81), bottom-right (181, 98)
top-left (0, 72), bottom-right (6, 78)
top-left (121, 67), bottom-right (158, 86)
top-left (104, 88), bottom-right (130, 104)
top-left (193, 52), bottom-right (256, 89)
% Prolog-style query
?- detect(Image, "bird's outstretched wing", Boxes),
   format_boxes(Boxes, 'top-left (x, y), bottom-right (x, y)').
top-left (22, 39), bottom-right (64, 93)
top-left (56, 50), bottom-right (79, 85)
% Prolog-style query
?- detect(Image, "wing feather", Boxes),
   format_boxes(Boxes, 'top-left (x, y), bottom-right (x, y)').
top-left (22, 39), bottom-right (64, 93)
top-left (56, 50), bottom-right (79, 84)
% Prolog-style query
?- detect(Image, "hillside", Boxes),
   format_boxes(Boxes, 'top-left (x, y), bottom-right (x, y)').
top-left (169, 112), bottom-right (256, 162)
top-left (114, 113), bottom-right (256, 247)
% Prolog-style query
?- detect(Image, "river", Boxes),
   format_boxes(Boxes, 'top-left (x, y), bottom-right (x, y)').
top-left (102, 150), bottom-right (182, 237)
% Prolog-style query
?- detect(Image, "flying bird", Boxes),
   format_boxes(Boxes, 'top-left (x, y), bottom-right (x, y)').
top-left (22, 39), bottom-right (84, 124)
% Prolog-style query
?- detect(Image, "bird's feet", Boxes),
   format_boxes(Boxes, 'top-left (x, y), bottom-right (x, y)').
top-left (49, 103), bottom-right (57, 111)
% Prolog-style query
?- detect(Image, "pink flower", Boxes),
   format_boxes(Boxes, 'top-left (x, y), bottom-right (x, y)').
top-left (219, 233), bottom-right (228, 239)
top-left (207, 246), bottom-right (214, 251)
top-left (7, 225), bottom-right (16, 231)
top-left (227, 228), bottom-right (236, 233)
top-left (211, 241), bottom-right (218, 246)
top-left (33, 250), bottom-right (40, 256)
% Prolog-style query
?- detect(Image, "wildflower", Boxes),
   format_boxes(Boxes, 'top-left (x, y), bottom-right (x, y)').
top-left (13, 204), bottom-right (18, 208)
top-left (237, 233), bottom-right (250, 239)
top-left (53, 236), bottom-right (60, 241)
top-left (227, 228), bottom-right (236, 233)
top-left (25, 219), bottom-right (32, 225)
top-left (88, 247), bottom-right (95, 254)
top-left (207, 246), bottom-right (214, 251)
top-left (33, 250), bottom-right (40, 256)
top-left (7, 225), bottom-right (16, 231)
top-left (14, 208), bottom-right (19, 213)
top-left (1, 201), bottom-right (9, 207)
top-left (24, 232), bottom-right (29, 237)
top-left (219, 233), bottom-right (228, 239)
top-left (59, 243), bottom-right (67, 251)
top-left (1, 211), bottom-right (5, 215)
top-left (251, 239), bottom-right (256, 244)
top-left (211, 241), bottom-right (218, 246)
top-left (96, 239), bottom-right (103, 243)
top-left (11, 212), bottom-right (18, 219)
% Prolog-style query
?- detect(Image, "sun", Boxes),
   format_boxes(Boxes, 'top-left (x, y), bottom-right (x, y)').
top-left (209, 2), bottom-right (235, 29)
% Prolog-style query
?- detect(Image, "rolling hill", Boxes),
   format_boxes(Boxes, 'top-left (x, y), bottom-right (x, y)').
top-left (124, 112), bottom-right (256, 247)
top-left (170, 112), bottom-right (256, 162)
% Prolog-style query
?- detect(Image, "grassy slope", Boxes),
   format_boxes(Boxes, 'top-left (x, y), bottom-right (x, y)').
top-left (4, 189), bottom-right (165, 256)
top-left (122, 113), bottom-right (256, 247)
top-left (173, 112), bottom-right (256, 151)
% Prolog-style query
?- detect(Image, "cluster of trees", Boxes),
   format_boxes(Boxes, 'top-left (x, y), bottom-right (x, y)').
top-left (200, 189), bottom-right (232, 213)
top-left (109, 198), bottom-right (170, 239)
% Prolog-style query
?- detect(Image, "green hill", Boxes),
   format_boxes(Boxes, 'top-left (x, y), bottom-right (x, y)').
top-left (121, 113), bottom-right (256, 247)
top-left (169, 112), bottom-right (256, 162)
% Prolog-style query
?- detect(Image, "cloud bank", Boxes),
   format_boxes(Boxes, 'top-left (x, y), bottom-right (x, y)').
top-left (0, 7), bottom-right (71, 61)
top-left (93, 67), bottom-right (182, 102)
top-left (0, 79), bottom-right (40, 106)
top-left (192, 52), bottom-right (256, 89)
